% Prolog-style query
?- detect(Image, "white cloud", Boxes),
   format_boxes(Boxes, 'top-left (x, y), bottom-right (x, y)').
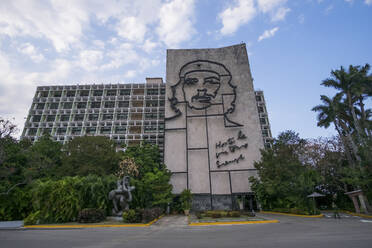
top-left (116, 17), bottom-right (147, 42)
top-left (258, 27), bottom-right (279, 41)
top-left (0, 0), bottom-right (90, 52)
top-left (124, 70), bottom-right (137, 78)
top-left (157, 0), bottom-right (196, 47)
top-left (257, 0), bottom-right (287, 13)
top-left (219, 0), bottom-right (257, 35)
top-left (79, 50), bottom-right (103, 71)
top-left (142, 39), bottom-right (158, 53)
top-left (18, 43), bottom-right (44, 63)
top-left (271, 7), bottom-right (291, 22)
top-left (365, 0), bottom-right (372, 5)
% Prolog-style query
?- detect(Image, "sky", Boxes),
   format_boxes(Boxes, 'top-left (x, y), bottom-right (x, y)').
top-left (0, 0), bottom-right (371, 139)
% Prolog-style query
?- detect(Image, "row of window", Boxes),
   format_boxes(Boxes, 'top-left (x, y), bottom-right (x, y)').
top-left (37, 88), bottom-right (165, 98)
top-left (27, 126), bottom-right (164, 135)
top-left (35, 100), bottom-right (165, 110)
top-left (31, 112), bottom-right (165, 122)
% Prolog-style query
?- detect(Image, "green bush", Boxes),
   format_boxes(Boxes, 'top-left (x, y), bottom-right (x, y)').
top-left (24, 211), bottom-right (40, 225)
top-left (77, 208), bottom-right (105, 223)
top-left (27, 175), bottom-right (116, 223)
top-left (0, 185), bottom-right (32, 221)
top-left (122, 210), bottom-right (138, 223)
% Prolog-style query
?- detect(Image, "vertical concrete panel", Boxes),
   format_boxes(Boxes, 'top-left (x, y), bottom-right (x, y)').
top-left (211, 172), bottom-right (231, 195)
top-left (188, 150), bottom-right (210, 194)
top-left (170, 173), bottom-right (187, 194)
top-left (164, 131), bottom-right (186, 172)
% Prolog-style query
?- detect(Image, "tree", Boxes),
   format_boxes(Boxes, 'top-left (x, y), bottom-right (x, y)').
top-left (58, 136), bottom-right (119, 177)
top-left (250, 131), bottom-right (321, 212)
top-left (119, 144), bottom-right (172, 209)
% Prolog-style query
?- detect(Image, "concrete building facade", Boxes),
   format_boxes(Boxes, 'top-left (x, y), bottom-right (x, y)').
top-left (21, 78), bottom-right (166, 153)
top-left (164, 44), bottom-right (269, 210)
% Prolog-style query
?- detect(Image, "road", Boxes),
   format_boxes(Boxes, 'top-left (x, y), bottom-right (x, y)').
top-left (1, 213), bottom-right (372, 248)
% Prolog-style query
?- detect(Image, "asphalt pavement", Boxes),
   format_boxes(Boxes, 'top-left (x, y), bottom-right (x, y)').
top-left (1, 214), bottom-right (372, 248)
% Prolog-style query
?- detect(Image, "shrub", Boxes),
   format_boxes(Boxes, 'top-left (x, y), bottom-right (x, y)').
top-left (122, 210), bottom-right (138, 223)
top-left (180, 189), bottom-right (192, 210)
top-left (211, 213), bottom-right (221, 218)
top-left (77, 208), bottom-right (105, 223)
top-left (228, 211), bottom-right (241, 217)
top-left (27, 175), bottom-right (116, 223)
top-left (24, 211), bottom-right (40, 225)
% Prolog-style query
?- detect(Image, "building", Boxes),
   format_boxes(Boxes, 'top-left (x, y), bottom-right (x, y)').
top-left (21, 44), bottom-right (272, 210)
top-left (21, 78), bottom-right (166, 154)
top-left (164, 44), bottom-right (270, 210)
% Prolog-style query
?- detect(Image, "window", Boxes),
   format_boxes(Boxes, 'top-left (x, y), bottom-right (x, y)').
top-left (36, 103), bottom-right (45, 110)
top-left (74, 114), bottom-right (84, 121)
top-left (146, 101), bottom-right (158, 107)
top-left (93, 90), bottom-right (103, 96)
top-left (60, 115), bottom-right (70, 122)
top-left (91, 102), bottom-right (101, 108)
top-left (71, 127), bottom-right (82, 135)
top-left (79, 90), bottom-right (89, 97)
top-left (102, 114), bottom-right (113, 121)
top-left (40, 91), bottom-right (49, 97)
top-left (115, 126), bottom-right (126, 134)
top-left (104, 101), bottom-right (115, 108)
top-left (67, 91), bottom-right (76, 97)
top-left (145, 113), bottom-right (157, 120)
top-left (100, 126), bottom-right (111, 134)
top-left (118, 101), bottom-right (129, 108)
top-left (63, 102), bottom-right (73, 109)
top-left (28, 128), bottom-right (37, 135)
top-left (147, 89), bottom-right (158, 95)
top-left (106, 90), bottom-right (117, 96)
top-left (86, 127), bottom-right (96, 134)
top-left (144, 126), bottom-right (157, 133)
top-left (262, 130), bottom-right (269, 137)
top-left (88, 114), bottom-right (99, 121)
top-left (57, 128), bottom-right (67, 135)
top-left (46, 115), bottom-right (56, 122)
top-left (116, 113), bottom-right (128, 120)
top-left (50, 103), bottom-right (59, 109)
top-left (53, 91), bottom-right (62, 97)
top-left (120, 89), bottom-right (131, 96)
top-left (77, 102), bottom-right (87, 109)
top-left (32, 115), bottom-right (41, 122)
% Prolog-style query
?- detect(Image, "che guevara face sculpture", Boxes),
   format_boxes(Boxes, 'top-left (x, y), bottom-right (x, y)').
top-left (182, 70), bottom-right (221, 110)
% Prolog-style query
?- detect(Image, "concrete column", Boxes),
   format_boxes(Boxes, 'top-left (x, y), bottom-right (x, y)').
top-left (351, 196), bottom-right (361, 213)
top-left (358, 194), bottom-right (369, 214)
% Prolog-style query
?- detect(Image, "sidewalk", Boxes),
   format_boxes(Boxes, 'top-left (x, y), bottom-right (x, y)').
top-left (0, 221), bottom-right (23, 230)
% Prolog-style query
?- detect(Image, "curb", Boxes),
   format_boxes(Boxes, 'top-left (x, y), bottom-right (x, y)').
top-left (24, 215), bottom-right (164, 229)
top-left (344, 211), bottom-right (372, 219)
top-left (189, 220), bottom-right (279, 226)
top-left (260, 211), bottom-right (324, 218)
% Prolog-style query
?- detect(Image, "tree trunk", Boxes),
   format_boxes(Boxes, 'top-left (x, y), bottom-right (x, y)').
top-left (347, 91), bottom-right (364, 145)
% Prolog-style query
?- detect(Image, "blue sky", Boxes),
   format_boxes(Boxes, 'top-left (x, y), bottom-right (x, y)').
top-left (0, 0), bottom-right (371, 139)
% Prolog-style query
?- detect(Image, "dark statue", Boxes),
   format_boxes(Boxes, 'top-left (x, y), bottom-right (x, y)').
top-left (108, 176), bottom-right (135, 216)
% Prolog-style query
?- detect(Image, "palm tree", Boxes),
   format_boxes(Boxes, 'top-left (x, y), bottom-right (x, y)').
top-left (312, 94), bottom-right (360, 164)
top-left (321, 64), bottom-right (371, 144)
